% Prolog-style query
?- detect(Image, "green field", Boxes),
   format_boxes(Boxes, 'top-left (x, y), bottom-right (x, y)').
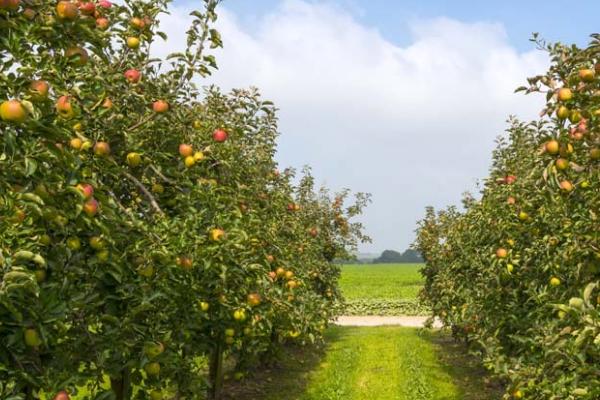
top-left (339, 264), bottom-right (428, 316)
top-left (223, 326), bottom-right (502, 400)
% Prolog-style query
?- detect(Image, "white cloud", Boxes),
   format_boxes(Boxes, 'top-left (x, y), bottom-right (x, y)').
top-left (154, 0), bottom-right (548, 253)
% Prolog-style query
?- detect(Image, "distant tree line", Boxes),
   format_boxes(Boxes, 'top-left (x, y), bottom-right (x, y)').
top-left (337, 249), bottom-right (423, 264)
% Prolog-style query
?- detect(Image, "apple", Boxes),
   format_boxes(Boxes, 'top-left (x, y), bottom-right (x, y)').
top-left (179, 144), bottom-right (193, 157)
top-left (505, 175), bottom-right (516, 185)
top-left (557, 88), bottom-right (572, 101)
top-left (266, 255), bottom-right (275, 263)
top-left (29, 80), bottom-right (49, 101)
top-left (513, 390), bottom-right (523, 399)
top-left (95, 17), bottom-right (109, 30)
top-left (144, 362), bottom-right (160, 376)
top-left (130, 17), bottom-right (146, 29)
top-left (268, 271), bottom-right (277, 280)
top-left (137, 265), bottom-right (155, 278)
top-left (287, 203), bottom-right (296, 211)
top-left (97, 250), bottom-right (109, 262)
top-left (496, 248), bottom-right (508, 259)
top-left (89, 236), bottom-right (105, 250)
top-left (550, 277), bottom-right (560, 287)
top-left (193, 151), bottom-right (205, 161)
top-left (544, 140), bottom-right (559, 155)
top-left (556, 106), bottom-right (570, 119)
top-left (153, 100), bottom-right (169, 113)
top-left (276, 267), bottom-right (285, 277)
top-left (184, 156), bottom-right (195, 168)
top-left (285, 270), bottom-right (294, 280)
top-left (144, 342), bottom-right (165, 359)
top-left (24, 328), bottom-right (41, 347)
top-left (56, 1), bottom-right (78, 20)
top-left (569, 110), bottom-right (582, 123)
top-left (224, 328), bottom-right (235, 337)
top-left (193, 120), bottom-right (202, 129)
top-left (212, 128), bottom-right (228, 142)
top-left (176, 256), bottom-right (193, 270)
top-left (124, 69), bottom-right (141, 83)
top-left (0, 100), bottom-right (27, 123)
top-left (98, 0), bottom-right (111, 8)
top-left (40, 234), bottom-right (52, 246)
top-left (102, 98), bottom-right (113, 109)
top-left (578, 69), bottom-right (595, 82)
top-left (65, 46), bottom-right (89, 66)
top-left (507, 196), bottom-right (516, 205)
top-left (199, 301), bottom-right (209, 311)
top-left (76, 183), bottom-right (94, 199)
top-left (67, 237), bottom-right (81, 250)
top-left (55, 95), bottom-right (75, 119)
top-left (309, 227), bottom-right (318, 237)
top-left (247, 293), bottom-right (261, 307)
top-left (126, 37), bottom-right (140, 49)
top-left (287, 280), bottom-right (298, 289)
top-left (233, 309), bottom-right (246, 321)
top-left (0, 0), bottom-right (20, 11)
top-left (93, 141), bottom-right (110, 156)
top-left (555, 158), bottom-right (569, 170)
top-left (152, 183), bottom-right (164, 194)
top-left (53, 391), bottom-right (70, 400)
top-left (210, 228), bottom-right (225, 241)
top-left (83, 198), bottom-right (99, 216)
top-left (590, 148), bottom-right (600, 160)
top-left (518, 211), bottom-right (529, 221)
top-left (559, 180), bottom-right (574, 192)
top-left (78, 1), bottom-right (95, 15)
top-left (127, 152), bottom-right (142, 167)
top-left (569, 297), bottom-right (584, 309)
top-left (23, 7), bottom-right (36, 19)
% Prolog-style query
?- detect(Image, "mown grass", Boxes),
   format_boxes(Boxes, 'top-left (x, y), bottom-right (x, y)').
top-left (339, 264), bottom-right (428, 315)
top-left (223, 326), bottom-right (503, 400)
top-left (340, 264), bottom-right (424, 300)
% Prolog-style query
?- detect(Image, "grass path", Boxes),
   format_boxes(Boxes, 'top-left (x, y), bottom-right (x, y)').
top-left (223, 326), bottom-right (502, 400)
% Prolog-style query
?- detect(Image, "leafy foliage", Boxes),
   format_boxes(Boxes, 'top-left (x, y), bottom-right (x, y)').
top-left (0, 1), bottom-right (368, 399)
top-left (415, 35), bottom-right (600, 399)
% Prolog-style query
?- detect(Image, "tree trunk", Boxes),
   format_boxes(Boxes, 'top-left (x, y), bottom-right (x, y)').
top-left (110, 369), bottom-right (131, 400)
top-left (208, 342), bottom-right (224, 400)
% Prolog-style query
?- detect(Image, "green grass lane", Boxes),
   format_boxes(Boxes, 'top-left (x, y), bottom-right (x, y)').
top-left (225, 326), bottom-right (502, 400)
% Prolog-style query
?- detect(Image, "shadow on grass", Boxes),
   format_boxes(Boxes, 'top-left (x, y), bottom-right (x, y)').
top-left (222, 327), bottom-right (504, 400)
top-left (221, 328), bottom-right (347, 400)
top-left (420, 329), bottom-right (505, 400)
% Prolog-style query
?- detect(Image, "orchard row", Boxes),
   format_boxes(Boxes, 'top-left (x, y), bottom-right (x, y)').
top-left (415, 36), bottom-right (600, 399)
top-left (0, 1), bottom-right (368, 399)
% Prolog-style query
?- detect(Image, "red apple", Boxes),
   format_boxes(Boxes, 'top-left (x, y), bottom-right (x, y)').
top-left (78, 1), bottom-right (95, 15)
top-left (124, 69), bottom-right (141, 83)
top-left (55, 95), bottom-right (75, 119)
top-left (29, 80), bottom-right (50, 101)
top-left (505, 175), bottom-right (517, 185)
top-left (0, 100), bottom-right (27, 123)
top-left (212, 129), bottom-right (228, 142)
top-left (65, 46), bottom-right (89, 66)
top-left (54, 390), bottom-right (70, 400)
top-left (153, 100), bottom-right (169, 113)
top-left (95, 17), bottom-right (109, 30)
top-left (179, 144), bottom-right (193, 157)
top-left (93, 141), bottom-right (110, 156)
top-left (83, 198), bottom-right (99, 216)
top-left (98, 0), bottom-right (111, 8)
top-left (0, 0), bottom-right (20, 11)
top-left (76, 183), bottom-right (94, 199)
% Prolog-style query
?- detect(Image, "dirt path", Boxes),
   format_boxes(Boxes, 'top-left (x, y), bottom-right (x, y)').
top-left (334, 315), bottom-right (442, 328)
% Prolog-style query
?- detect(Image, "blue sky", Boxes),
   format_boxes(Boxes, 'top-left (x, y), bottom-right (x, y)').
top-left (209, 0), bottom-right (599, 51)
top-left (162, 1), bottom-right (598, 254)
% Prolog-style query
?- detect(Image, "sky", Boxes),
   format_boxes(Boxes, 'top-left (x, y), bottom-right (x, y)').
top-left (157, 0), bottom-right (600, 254)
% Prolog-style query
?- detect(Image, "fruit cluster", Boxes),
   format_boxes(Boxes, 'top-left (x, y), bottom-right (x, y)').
top-left (415, 35), bottom-right (600, 399)
top-left (0, 1), bottom-right (369, 399)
